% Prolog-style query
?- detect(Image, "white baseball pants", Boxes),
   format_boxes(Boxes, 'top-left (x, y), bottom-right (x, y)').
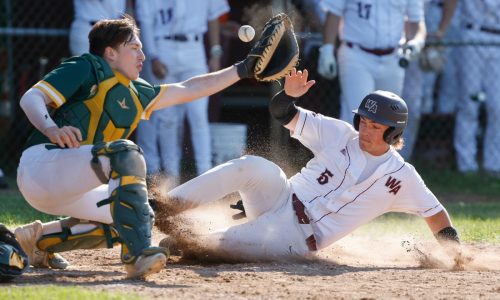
top-left (337, 43), bottom-right (405, 123)
top-left (454, 28), bottom-right (500, 172)
top-left (136, 38), bottom-right (212, 178)
top-left (168, 155), bottom-right (315, 261)
top-left (17, 144), bottom-right (114, 224)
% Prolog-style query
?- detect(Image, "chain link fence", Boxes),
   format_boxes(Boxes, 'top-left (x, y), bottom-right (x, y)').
top-left (1, 0), bottom-right (499, 180)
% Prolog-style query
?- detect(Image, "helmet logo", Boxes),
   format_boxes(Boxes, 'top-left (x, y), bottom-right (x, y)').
top-left (365, 99), bottom-right (378, 113)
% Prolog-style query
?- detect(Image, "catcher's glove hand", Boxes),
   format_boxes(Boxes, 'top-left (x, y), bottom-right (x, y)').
top-left (235, 13), bottom-right (299, 82)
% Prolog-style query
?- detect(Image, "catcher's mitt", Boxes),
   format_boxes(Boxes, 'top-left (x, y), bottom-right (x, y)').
top-left (236, 13), bottom-right (299, 82)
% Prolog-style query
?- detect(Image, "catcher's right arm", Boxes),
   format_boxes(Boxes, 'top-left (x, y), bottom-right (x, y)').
top-left (235, 13), bottom-right (299, 82)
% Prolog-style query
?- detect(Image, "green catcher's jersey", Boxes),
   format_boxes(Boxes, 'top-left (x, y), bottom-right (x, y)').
top-left (25, 53), bottom-right (167, 148)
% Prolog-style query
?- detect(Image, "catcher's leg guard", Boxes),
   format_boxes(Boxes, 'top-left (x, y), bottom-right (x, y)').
top-left (36, 218), bottom-right (120, 253)
top-left (91, 140), bottom-right (167, 264)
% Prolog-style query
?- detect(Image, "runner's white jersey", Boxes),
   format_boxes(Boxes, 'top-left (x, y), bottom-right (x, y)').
top-left (73, 0), bottom-right (126, 22)
top-left (320, 0), bottom-right (424, 48)
top-left (289, 107), bottom-right (443, 249)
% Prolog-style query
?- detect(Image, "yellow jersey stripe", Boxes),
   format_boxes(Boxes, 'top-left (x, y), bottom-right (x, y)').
top-left (142, 84), bottom-right (168, 120)
top-left (84, 77), bottom-right (119, 143)
top-left (129, 87), bottom-right (144, 131)
top-left (34, 81), bottom-right (66, 107)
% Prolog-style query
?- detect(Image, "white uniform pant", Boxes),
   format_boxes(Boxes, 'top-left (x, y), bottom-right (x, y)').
top-left (337, 43), bottom-right (405, 123)
top-left (168, 155), bottom-right (315, 261)
top-left (454, 28), bottom-right (500, 172)
top-left (400, 59), bottom-right (423, 160)
top-left (69, 19), bottom-right (93, 56)
top-left (16, 144), bottom-right (114, 224)
top-left (136, 38), bottom-right (211, 178)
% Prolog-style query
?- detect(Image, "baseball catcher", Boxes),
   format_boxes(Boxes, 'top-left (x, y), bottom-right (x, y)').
top-left (235, 13), bottom-right (299, 82)
top-left (0, 224), bottom-right (28, 282)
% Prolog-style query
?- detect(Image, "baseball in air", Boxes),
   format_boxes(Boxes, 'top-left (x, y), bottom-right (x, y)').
top-left (238, 25), bottom-right (255, 42)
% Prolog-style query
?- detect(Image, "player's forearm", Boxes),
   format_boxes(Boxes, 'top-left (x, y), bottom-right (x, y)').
top-left (406, 20), bottom-right (427, 42)
top-left (19, 88), bottom-right (57, 133)
top-left (154, 66), bottom-right (239, 110)
top-left (437, 0), bottom-right (458, 37)
top-left (425, 209), bottom-right (460, 244)
top-left (208, 19), bottom-right (221, 48)
top-left (322, 12), bottom-right (340, 45)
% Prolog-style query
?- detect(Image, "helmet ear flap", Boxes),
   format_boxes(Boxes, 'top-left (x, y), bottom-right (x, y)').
top-left (383, 127), bottom-right (404, 145)
top-left (353, 114), bottom-right (360, 131)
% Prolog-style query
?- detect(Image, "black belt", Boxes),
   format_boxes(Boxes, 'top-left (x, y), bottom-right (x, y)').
top-left (465, 23), bottom-right (500, 35)
top-left (292, 194), bottom-right (317, 251)
top-left (160, 34), bottom-right (200, 42)
top-left (345, 42), bottom-right (395, 56)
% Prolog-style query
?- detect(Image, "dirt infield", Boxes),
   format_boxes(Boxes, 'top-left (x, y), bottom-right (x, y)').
top-left (9, 237), bottom-right (500, 299)
top-left (7, 200), bottom-right (500, 299)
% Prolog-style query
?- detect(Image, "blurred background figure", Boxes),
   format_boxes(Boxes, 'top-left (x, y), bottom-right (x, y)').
top-left (454, 0), bottom-right (500, 175)
top-left (69, 0), bottom-right (128, 56)
top-left (135, 0), bottom-right (229, 187)
top-left (400, 0), bottom-right (458, 161)
top-left (317, 0), bottom-right (426, 123)
top-left (0, 168), bottom-right (8, 189)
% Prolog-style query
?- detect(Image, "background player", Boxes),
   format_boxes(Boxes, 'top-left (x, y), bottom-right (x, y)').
top-left (69, 0), bottom-right (128, 56)
top-left (135, 0), bottom-right (229, 187)
top-left (400, 0), bottom-right (458, 160)
top-left (155, 68), bottom-right (461, 262)
top-left (317, 0), bottom-right (426, 123)
top-left (453, 0), bottom-right (500, 175)
top-left (13, 16), bottom-right (262, 279)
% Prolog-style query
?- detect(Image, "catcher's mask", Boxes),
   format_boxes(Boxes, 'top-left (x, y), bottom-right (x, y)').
top-left (352, 90), bottom-right (408, 145)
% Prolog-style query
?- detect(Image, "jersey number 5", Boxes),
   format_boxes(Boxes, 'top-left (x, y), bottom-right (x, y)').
top-left (357, 2), bottom-right (372, 20)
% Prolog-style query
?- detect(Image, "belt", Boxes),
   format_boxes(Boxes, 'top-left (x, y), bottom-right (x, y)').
top-left (292, 194), bottom-right (317, 251)
top-left (160, 34), bottom-right (200, 42)
top-left (345, 42), bottom-right (395, 56)
top-left (465, 23), bottom-right (500, 35)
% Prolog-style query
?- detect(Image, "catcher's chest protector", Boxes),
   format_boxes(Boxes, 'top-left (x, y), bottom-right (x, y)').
top-left (26, 54), bottom-right (161, 148)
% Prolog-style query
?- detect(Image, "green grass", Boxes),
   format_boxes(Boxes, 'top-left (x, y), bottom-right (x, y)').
top-left (0, 286), bottom-right (141, 300)
top-left (0, 192), bottom-right (61, 225)
top-left (1, 185), bottom-right (498, 243)
top-left (356, 202), bottom-right (500, 243)
top-left (418, 166), bottom-right (500, 196)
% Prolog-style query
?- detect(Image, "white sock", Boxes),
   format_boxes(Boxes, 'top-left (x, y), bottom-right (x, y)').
top-left (41, 220), bottom-right (63, 235)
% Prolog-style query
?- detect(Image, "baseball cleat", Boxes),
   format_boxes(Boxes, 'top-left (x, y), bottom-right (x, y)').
top-left (48, 252), bottom-right (70, 269)
top-left (14, 220), bottom-right (69, 269)
top-left (125, 252), bottom-right (167, 279)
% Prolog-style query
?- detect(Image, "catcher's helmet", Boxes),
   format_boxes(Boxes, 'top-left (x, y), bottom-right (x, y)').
top-left (352, 90), bottom-right (408, 145)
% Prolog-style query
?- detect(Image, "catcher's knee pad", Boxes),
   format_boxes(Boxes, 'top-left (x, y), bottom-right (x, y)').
top-left (36, 219), bottom-right (120, 253)
top-left (91, 140), bottom-right (162, 263)
top-left (91, 139), bottom-right (147, 183)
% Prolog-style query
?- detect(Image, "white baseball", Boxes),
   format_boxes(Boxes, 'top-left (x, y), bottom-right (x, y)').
top-left (238, 25), bottom-right (255, 43)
